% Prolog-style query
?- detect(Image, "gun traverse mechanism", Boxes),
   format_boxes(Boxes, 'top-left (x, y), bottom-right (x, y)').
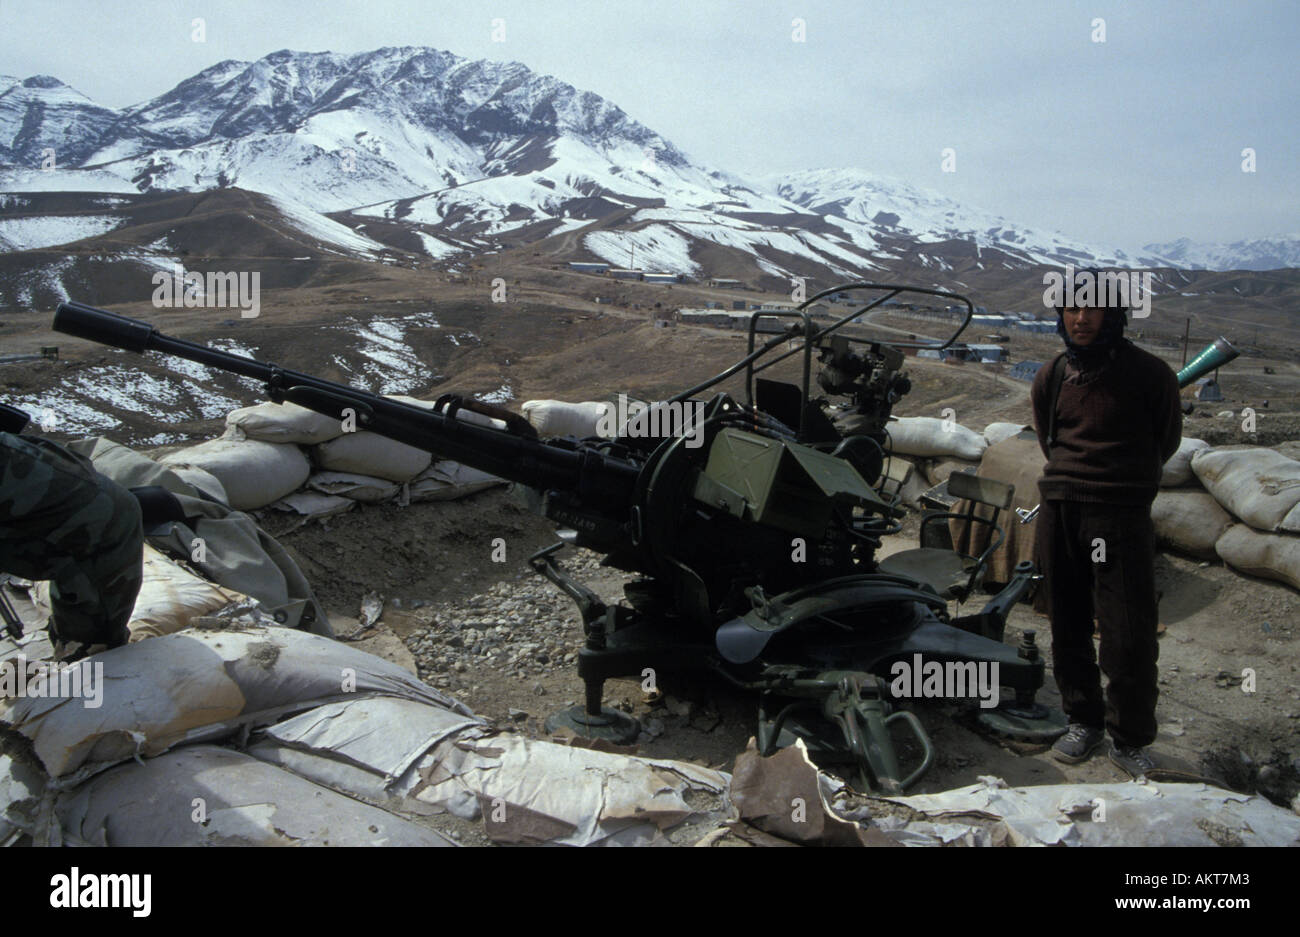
top-left (53, 284), bottom-right (1063, 792)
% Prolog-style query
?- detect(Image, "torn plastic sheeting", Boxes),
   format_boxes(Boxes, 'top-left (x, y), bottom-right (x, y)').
top-left (412, 735), bottom-right (731, 846)
top-left (256, 696), bottom-right (483, 785)
top-left (0, 626), bottom-right (472, 782)
top-left (876, 778), bottom-right (1300, 846)
top-left (49, 745), bottom-right (455, 847)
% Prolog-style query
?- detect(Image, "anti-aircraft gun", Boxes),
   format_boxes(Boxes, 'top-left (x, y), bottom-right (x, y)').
top-left (52, 283), bottom-right (1063, 792)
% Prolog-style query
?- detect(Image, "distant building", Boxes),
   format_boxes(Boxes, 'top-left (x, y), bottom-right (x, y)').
top-left (609, 268), bottom-right (643, 280)
top-left (1194, 378), bottom-right (1224, 402)
top-left (732, 299), bottom-right (747, 310)
top-left (643, 272), bottom-right (682, 284)
top-left (966, 344), bottom-right (1007, 363)
top-left (568, 262), bottom-right (610, 274)
top-left (709, 278), bottom-right (743, 289)
top-left (1016, 319), bottom-right (1056, 333)
top-left (917, 349), bottom-right (942, 360)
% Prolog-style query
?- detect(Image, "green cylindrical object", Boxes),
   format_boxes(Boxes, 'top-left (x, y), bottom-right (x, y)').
top-left (1177, 336), bottom-right (1238, 388)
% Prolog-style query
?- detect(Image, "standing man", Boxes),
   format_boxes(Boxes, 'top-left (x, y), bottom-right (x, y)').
top-left (1030, 275), bottom-right (1181, 778)
top-left (1, 409), bottom-right (143, 662)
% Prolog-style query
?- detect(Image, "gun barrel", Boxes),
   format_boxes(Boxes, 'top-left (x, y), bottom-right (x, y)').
top-left (51, 303), bottom-right (638, 506)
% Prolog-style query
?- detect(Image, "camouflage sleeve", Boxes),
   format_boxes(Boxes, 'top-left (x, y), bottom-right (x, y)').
top-left (0, 431), bottom-right (143, 652)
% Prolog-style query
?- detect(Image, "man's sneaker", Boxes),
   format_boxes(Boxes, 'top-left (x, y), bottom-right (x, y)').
top-left (1110, 744), bottom-right (1157, 779)
top-left (1052, 723), bottom-right (1105, 764)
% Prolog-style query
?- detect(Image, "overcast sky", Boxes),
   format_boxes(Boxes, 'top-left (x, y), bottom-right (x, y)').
top-left (2, 0), bottom-right (1296, 250)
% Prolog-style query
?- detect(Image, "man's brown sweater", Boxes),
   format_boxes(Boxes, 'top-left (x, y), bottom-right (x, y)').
top-left (1031, 340), bottom-right (1182, 505)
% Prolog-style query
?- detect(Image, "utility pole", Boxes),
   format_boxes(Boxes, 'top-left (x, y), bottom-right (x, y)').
top-left (1181, 317), bottom-right (1190, 367)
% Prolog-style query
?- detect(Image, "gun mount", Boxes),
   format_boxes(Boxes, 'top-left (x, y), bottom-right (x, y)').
top-left (53, 283), bottom-right (1064, 792)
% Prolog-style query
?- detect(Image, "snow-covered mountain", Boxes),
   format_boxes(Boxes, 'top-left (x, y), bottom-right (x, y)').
top-left (767, 168), bottom-right (1178, 269)
top-left (1141, 235), bottom-right (1300, 272)
top-left (0, 47), bottom-right (1287, 281)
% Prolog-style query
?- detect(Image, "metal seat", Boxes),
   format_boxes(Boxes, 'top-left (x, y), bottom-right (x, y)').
top-left (876, 471), bottom-right (1015, 602)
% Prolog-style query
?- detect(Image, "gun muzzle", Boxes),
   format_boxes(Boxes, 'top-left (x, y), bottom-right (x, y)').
top-left (53, 302), bottom-right (158, 354)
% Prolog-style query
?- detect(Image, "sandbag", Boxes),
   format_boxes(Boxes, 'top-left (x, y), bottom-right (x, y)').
top-left (0, 626), bottom-right (470, 780)
top-left (1151, 490), bottom-right (1234, 560)
top-left (311, 432), bottom-right (431, 482)
top-left (1214, 525), bottom-right (1300, 592)
top-left (885, 417), bottom-right (988, 461)
top-left (67, 437), bottom-right (227, 505)
top-left (522, 399), bottom-right (614, 439)
top-left (1161, 437), bottom-right (1210, 487)
top-left (159, 437), bottom-right (310, 511)
top-left (983, 422), bottom-right (1028, 447)
top-left (925, 458), bottom-right (982, 487)
top-left (307, 471), bottom-right (400, 504)
top-left (226, 401), bottom-right (346, 445)
top-left (1277, 440), bottom-right (1300, 462)
top-left (409, 461), bottom-right (505, 502)
top-left (32, 545), bottom-right (247, 641)
top-left (267, 490), bottom-right (355, 521)
top-left (1191, 447), bottom-right (1300, 533)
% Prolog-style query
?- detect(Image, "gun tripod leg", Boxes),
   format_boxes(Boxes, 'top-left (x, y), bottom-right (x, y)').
top-left (531, 543), bottom-right (641, 744)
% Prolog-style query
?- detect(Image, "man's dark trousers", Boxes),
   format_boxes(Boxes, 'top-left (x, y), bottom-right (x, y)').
top-left (1036, 499), bottom-right (1159, 748)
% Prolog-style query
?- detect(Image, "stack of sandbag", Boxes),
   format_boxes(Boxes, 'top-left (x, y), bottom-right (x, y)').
top-left (1191, 446), bottom-right (1300, 590)
top-left (155, 398), bottom-right (509, 517)
top-left (0, 626), bottom-right (732, 847)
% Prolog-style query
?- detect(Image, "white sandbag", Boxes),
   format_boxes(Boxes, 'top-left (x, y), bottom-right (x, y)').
top-left (225, 401), bottom-right (345, 445)
top-left (33, 545), bottom-right (247, 642)
top-left (1214, 525), bottom-right (1300, 592)
top-left (1277, 440), bottom-right (1300, 462)
top-left (159, 438), bottom-right (310, 511)
top-left (885, 416), bottom-right (988, 461)
top-left (1161, 437), bottom-right (1210, 487)
top-left (0, 626), bottom-right (469, 780)
top-left (307, 471), bottom-right (400, 504)
top-left (311, 431), bottom-right (432, 482)
top-left (167, 465), bottom-right (229, 504)
top-left (409, 461), bottom-right (505, 502)
top-left (1151, 490), bottom-right (1234, 560)
top-left (522, 399), bottom-right (614, 439)
top-left (983, 422), bottom-right (1028, 447)
top-left (1191, 447), bottom-right (1300, 533)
